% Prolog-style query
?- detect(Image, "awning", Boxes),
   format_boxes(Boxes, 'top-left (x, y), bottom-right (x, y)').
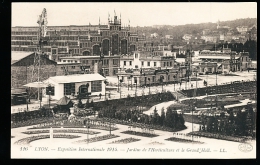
top-left (23, 82), bottom-right (49, 88)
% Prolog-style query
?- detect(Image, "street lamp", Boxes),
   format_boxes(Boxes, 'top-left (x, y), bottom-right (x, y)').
top-left (104, 80), bottom-right (108, 100)
top-left (130, 75), bottom-right (133, 90)
top-left (148, 78), bottom-right (151, 94)
top-left (173, 75), bottom-right (176, 91)
top-left (117, 75), bottom-right (120, 93)
top-left (47, 84), bottom-right (52, 110)
top-left (85, 117), bottom-right (90, 144)
top-left (166, 71), bottom-right (169, 86)
top-left (128, 76), bottom-right (130, 91)
top-left (160, 75), bottom-right (164, 92)
top-left (119, 79), bottom-right (123, 99)
top-left (26, 88), bottom-right (29, 111)
top-left (134, 83), bottom-right (137, 97)
top-left (85, 83), bottom-right (90, 102)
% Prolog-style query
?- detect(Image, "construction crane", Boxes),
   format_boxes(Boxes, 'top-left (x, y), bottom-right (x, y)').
top-left (30, 8), bottom-right (49, 101)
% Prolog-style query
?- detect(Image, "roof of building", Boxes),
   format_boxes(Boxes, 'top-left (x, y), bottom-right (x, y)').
top-left (57, 62), bottom-right (81, 65)
top-left (11, 51), bottom-right (34, 65)
top-left (11, 88), bottom-right (27, 95)
top-left (45, 74), bottom-right (106, 84)
top-left (199, 56), bottom-right (240, 60)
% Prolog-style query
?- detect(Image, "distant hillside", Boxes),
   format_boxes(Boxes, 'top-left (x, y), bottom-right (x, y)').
top-left (218, 18), bottom-right (257, 29)
top-left (131, 18), bottom-right (257, 38)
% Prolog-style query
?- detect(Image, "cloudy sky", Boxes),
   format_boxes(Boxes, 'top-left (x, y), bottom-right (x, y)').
top-left (12, 2), bottom-right (257, 27)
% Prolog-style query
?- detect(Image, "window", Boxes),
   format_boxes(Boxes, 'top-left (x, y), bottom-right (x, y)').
top-left (71, 66), bottom-right (75, 69)
top-left (152, 76), bottom-right (155, 82)
top-left (147, 62), bottom-right (150, 66)
top-left (86, 60), bottom-right (88, 64)
top-left (64, 83), bottom-right (75, 95)
top-left (91, 80), bottom-right (102, 92)
top-left (75, 61), bottom-right (77, 63)
top-left (167, 62), bottom-right (169, 66)
top-left (129, 61), bottom-right (132, 66)
top-left (170, 62), bottom-right (172, 66)
top-left (154, 62), bottom-right (157, 67)
top-left (113, 59), bottom-right (118, 65)
top-left (124, 61), bottom-right (126, 66)
top-left (164, 62), bottom-right (166, 67)
top-left (113, 69), bottom-right (117, 75)
top-left (63, 60), bottom-right (66, 62)
top-left (141, 61), bottom-right (144, 66)
top-left (104, 69), bottom-right (109, 76)
top-left (134, 77), bottom-right (137, 84)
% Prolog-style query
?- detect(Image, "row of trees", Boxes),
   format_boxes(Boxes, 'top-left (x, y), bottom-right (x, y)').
top-left (96, 91), bottom-right (186, 130)
top-left (98, 105), bottom-right (186, 130)
top-left (94, 91), bottom-right (176, 109)
top-left (182, 81), bottom-right (256, 97)
top-left (199, 107), bottom-right (255, 137)
top-left (214, 40), bottom-right (257, 60)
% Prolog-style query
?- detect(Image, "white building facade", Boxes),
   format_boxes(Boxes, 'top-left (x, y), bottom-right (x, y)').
top-left (43, 74), bottom-right (106, 100)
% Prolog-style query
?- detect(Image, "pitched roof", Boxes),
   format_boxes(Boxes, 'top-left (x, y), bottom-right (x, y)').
top-left (46, 74), bottom-right (106, 84)
top-left (11, 52), bottom-right (34, 65)
top-left (56, 96), bottom-right (73, 105)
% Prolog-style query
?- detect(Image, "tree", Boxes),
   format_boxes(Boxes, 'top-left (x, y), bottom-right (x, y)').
top-left (206, 116), bottom-right (214, 132)
top-left (179, 114), bottom-right (185, 126)
top-left (84, 99), bottom-right (90, 109)
top-left (90, 99), bottom-right (94, 107)
top-left (78, 99), bottom-right (83, 108)
top-left (165, 107), bottom-right (173, 128)
top-left (160, 107), bottom-right (166, 126)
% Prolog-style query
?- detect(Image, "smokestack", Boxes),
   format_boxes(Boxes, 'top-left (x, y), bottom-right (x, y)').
top-left (94, 63), bottom-right (98, 74)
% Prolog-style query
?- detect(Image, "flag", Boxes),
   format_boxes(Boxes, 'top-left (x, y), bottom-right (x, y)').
top-left (77, 37), bottom-right (80, 46)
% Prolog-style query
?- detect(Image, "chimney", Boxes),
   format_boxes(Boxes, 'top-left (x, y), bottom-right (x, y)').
top-left (94, 63), bottom-right (98, 74)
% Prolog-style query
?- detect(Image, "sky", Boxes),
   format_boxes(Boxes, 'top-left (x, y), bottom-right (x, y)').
top-left (12, 2), bottom-right (257, 27)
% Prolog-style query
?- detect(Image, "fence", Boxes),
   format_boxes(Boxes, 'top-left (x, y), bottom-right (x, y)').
top-left (11, 105), bottom-right (41, 114)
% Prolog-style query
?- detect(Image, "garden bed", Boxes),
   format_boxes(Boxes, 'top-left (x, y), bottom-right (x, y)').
top-left (100, 117), bottom-right (187, 132)
top-left (187, 131), bottom-right (247, 142)
top-left (73, 134), bottom-right (119, 144)
top-left (165, 137), bottom-right (203, 144)
top-left (14, 134), bottom-right (80, 145)
top-left (28, 124), bottom-right (118, 131)
top-left (121, 130), bottom-right (159, 138)
top-left (22, 129), bottom-right (100, 135)
top-left (11, 117), bottom-right (63, 128)
top-left (109, 137), bottom-right (140, 144)
top-left (148, 141), bottom-right (164, 145)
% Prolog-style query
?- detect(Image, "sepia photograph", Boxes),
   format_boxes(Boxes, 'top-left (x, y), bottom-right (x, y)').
top-left (11, 2), bottom-right (257, 159)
